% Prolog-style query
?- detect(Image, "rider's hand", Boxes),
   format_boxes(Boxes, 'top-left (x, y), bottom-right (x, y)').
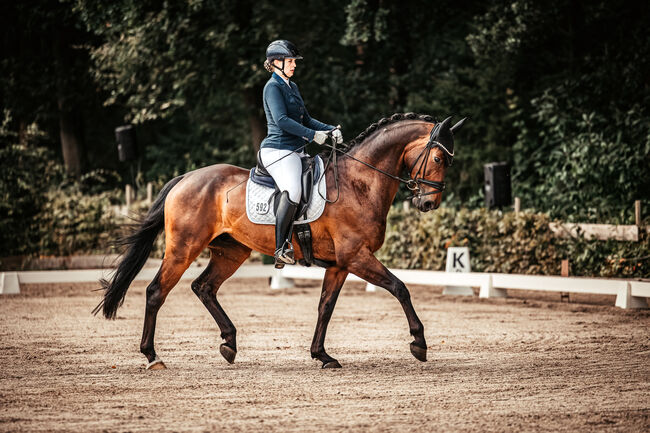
top-left (331, 128), bottom-right (343, 145)
top-left (313, 130), bottom-right (329, 145)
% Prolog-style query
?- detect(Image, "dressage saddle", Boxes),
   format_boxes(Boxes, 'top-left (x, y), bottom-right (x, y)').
top-left (249, 151), bottom-right (330, 268)
top-left (251, 151), bottom-right (322, 220)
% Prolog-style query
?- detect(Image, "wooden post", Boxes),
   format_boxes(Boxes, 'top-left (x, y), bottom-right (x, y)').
top-left (147, 182), bottom-right (153, 204)
top-left (561, 259), bottom-right (570, 277)
top-left (125, 184), bottom-right (133, 208)
top-left (635, 200), bottom-right (641, 226)
top-left (560, 259), bottom-right (570, 302)
top-left (514, 197), bottom-right (521, 214)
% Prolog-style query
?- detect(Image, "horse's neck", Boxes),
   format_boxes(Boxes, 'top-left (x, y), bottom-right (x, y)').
top-left (343, 121), bottom-right (429, 211)
top-left (348, 121), bottom-right (428, 176)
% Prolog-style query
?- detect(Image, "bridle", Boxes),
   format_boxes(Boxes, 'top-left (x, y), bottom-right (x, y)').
top-left (405, 124), bottom-right (454, 198)
top-left (319, 123), bottom-right (453, 201)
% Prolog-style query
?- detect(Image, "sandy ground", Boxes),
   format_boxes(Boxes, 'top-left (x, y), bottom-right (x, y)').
top-left (0, 273), bottom-right (648, 432)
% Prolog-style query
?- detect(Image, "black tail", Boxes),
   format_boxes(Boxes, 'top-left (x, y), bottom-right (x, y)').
top-left (93, 175), bottom-right (184, 319)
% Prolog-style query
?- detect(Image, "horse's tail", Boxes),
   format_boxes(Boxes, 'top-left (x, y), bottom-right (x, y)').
top-left (93, 175), bottom-right (184, 319)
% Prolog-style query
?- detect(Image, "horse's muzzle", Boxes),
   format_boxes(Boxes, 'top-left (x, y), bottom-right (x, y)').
top-left (413, 197), bottom-right (439, 212)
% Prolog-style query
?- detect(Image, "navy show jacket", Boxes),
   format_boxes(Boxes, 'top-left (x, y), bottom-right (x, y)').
top-left (260, 72), bottom-right (333, 151)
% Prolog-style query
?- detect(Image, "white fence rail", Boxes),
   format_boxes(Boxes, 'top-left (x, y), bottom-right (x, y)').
top-left (1, 265), bottom-right (648, 309)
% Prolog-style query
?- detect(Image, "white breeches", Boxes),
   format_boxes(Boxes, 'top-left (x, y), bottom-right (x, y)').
top-left (259, 148), bottom-right (305, 203)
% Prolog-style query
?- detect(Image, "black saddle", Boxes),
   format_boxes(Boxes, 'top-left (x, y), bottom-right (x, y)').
top-left (250, 151), bottom-right (322, 220)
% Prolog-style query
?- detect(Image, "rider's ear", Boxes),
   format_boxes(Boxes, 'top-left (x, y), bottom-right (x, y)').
top-left (450, 117), bottom-right (467, 134)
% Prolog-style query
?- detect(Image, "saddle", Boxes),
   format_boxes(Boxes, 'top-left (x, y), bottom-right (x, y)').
top-left (248, 151), bottom-right (332, 268)
top-left (251, 151), bottom-right (321, 219)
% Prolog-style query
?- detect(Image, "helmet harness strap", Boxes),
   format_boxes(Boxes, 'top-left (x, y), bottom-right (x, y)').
top-left (272, 58), bottom-right (289, 79)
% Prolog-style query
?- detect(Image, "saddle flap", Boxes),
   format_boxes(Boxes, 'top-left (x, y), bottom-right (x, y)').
top-left (246, 156), bottom-right (327, 226)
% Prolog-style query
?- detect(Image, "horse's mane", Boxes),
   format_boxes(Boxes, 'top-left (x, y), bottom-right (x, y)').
top-left (344, 112), bottom-right (436, 149)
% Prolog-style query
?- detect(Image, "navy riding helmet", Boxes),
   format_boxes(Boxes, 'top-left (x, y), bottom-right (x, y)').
top-left (266, 40), bottom-right (303, 61)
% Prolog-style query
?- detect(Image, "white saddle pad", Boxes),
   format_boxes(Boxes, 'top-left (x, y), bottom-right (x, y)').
top-left (245, 157), bottom-right (327, 225)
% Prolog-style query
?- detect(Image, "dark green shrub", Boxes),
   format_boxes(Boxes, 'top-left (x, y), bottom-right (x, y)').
top-left (377, 206), bottom-right (649, 278)
top-left (0, 145), bottom-right (63, 255)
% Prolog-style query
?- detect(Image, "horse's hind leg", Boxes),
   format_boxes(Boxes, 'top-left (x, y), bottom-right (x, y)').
top-left (140, 255), bottom-right (194, 370)
top-left (191, 234), bottom-right (251, 364)
top-left (310, 267), bottom-right (348, 368)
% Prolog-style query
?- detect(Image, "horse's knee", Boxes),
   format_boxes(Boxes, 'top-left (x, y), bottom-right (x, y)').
top-left (391, 281), bottom-right (411, 302)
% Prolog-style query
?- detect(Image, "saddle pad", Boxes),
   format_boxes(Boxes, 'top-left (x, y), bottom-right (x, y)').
top-left (245, 157), bottom-right (327, 225)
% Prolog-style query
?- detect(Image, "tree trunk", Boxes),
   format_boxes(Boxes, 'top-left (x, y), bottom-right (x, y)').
top-left (53, 26), bottom-right (84, 177)
top-left (57, 97), bottom-right (83, 177)
top-left (244, 87), bottom-right (265, 153)
top-left (18, 120), bottom-right (27, 146)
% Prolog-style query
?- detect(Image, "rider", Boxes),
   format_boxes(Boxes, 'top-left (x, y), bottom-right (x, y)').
top-left (260, 40), bottom-right (343, 268)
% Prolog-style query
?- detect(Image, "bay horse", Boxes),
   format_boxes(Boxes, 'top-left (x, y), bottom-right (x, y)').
top-left (95, 112), bottom-right (466, 370)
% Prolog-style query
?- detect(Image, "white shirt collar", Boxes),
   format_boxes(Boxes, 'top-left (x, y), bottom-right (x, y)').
top-left (279, 74), bottom-right (291, 87)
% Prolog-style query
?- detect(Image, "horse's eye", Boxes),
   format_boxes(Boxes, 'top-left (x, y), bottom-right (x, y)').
top-left (434, 157), bottom-right (441, 163)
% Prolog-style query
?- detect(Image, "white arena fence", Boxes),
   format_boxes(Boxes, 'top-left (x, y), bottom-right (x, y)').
top-left (1, 264), bottom-right (648, 309)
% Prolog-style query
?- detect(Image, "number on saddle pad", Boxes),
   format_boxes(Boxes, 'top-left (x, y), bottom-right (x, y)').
top-left (255, 201), bottom-right (270, 215)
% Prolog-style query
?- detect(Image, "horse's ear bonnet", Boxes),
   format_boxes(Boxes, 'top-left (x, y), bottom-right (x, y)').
top-left (429, 117), bottom-right (454, 166)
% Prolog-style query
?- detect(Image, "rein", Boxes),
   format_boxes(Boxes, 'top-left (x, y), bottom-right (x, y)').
top-left (319, 125), bottom-right (449, 201)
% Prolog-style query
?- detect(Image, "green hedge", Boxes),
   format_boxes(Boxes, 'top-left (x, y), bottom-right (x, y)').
top-left (377, 206), bottom-right (649, 278)
top-left (0, 145), bottom-right (122, 256)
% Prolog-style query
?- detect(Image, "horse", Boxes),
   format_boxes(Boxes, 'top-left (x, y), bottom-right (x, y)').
top-left (94, 112), bottom-right (466, 370)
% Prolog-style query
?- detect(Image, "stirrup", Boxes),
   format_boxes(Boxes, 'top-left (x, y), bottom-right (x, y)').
top-left (274, 243), bottom-right (295, 268)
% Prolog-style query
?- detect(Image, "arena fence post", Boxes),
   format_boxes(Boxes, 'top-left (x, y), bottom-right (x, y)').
top-left (615, 282), bottom-right (648, 309)
top-left (479, 274), bottom-right (507, 298)
top-left (270, 268), bottom-right (294, 290)
top-left (0, 272), bottom-right (20, 294)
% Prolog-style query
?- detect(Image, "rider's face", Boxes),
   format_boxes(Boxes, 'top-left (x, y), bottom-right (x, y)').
top-left (273, 58), bottom-right (297, 78)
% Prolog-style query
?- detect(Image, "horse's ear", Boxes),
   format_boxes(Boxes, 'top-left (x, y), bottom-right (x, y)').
top-left (450, 117), bottom-right (467, 134)
top-left (440, 116), bottom-right (453, 129)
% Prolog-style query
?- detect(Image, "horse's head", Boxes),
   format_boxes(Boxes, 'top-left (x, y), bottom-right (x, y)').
top-left (405, 116), bottom-right (466, 212)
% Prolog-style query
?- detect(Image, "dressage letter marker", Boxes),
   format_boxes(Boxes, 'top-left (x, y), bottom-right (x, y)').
top-left (443, 247), bottom-right (474, 296)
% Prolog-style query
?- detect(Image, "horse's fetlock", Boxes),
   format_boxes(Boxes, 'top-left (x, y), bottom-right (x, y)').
top-left (140, 343), bottom-right (154, 357)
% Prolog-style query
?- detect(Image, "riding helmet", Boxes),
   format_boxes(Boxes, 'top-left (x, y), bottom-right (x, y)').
top-left (266, 40), bottom-right (303, 60)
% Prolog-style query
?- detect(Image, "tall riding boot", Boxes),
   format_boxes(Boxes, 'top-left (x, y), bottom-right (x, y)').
top-left (274, 191), bottom-right (299, 268)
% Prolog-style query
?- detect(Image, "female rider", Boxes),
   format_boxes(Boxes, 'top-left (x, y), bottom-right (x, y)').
top-left (260, 40), bottom-right (343, 268)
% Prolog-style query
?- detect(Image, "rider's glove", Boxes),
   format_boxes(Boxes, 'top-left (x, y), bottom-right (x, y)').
top-left (331, 128), bottom-right (343, 145)
top-left (313, 130), bottom-right (329, 145)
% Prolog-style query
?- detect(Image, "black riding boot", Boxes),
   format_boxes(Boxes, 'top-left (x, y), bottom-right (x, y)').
top-left (274, 191), bottom-right (298, 269)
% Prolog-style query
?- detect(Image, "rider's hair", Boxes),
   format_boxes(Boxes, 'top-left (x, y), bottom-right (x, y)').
top-left (345, 113), bottom-right (436, 149)
top-left (263, 59), bottom-right (274, 73)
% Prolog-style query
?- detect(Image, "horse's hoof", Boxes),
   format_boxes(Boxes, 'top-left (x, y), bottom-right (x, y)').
top-left (410, 343), bottom-right (427, 362)
top-left (220, 344), bottom-right (237, 364)
top-left (322, 360), bottom-right (342, 369)
top-left (146, 357), bottom-right (167, 370)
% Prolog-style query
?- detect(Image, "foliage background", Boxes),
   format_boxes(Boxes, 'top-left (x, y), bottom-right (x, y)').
top-left (0, 0), bottom-right (648, 276)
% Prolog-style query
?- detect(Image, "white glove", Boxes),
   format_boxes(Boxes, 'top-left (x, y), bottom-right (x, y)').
top-left (331, 128), bottom-right (343, 144)
top-left (313, 130), bottom-right (329, 145)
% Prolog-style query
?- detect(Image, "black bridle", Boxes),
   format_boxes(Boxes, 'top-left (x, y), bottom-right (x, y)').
top-left (319, 124), bottom-right (453, 201)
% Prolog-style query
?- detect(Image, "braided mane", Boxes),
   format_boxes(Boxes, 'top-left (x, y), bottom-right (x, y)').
top-left (344, 112), bottom-right (436, 149)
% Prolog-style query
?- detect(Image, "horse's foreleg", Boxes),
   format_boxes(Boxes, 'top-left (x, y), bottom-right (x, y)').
top-left (310, 267), bottom-right (348, 368)
top-left (191, 234), bottom-right (251, 364)
top-left (346, 250), bottom-right (427, 362)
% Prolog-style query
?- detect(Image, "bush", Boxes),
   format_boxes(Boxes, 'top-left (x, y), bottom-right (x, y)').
top-left (0, 144), bottom-right (122, 256)
top-left (0, 145), bottom-right (63, 255)
top-left (36, 184), bottom-right (121, 256)
top-left (377, 206), bottom-right (649, 278)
